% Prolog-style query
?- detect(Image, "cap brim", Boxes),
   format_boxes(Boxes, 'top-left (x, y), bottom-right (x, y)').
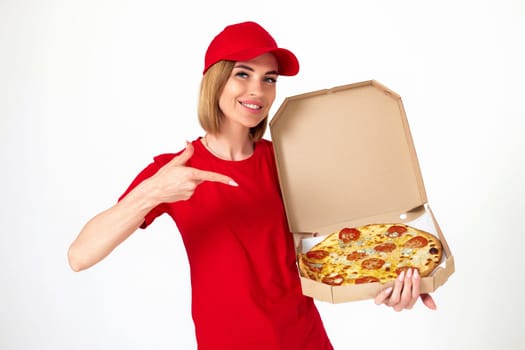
top-left (269, 48), bottom-right (300, 76)
top-left (222, 47), bottom-right (300, 76)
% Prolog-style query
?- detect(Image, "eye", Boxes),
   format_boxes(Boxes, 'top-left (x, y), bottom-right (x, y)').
top-left (234, 71), bottom-right (249, 79)
top-left (264, 76), bottom-right (278, 84)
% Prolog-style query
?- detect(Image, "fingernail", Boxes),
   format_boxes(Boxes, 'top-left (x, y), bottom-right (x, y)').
top-left (413, 269), bottom-right (419, 279)
top-left (228, 180), bottom-right (239, 187)
top-left (406, 268), bottom-right (413, 279)
top-left (384, 287), bottom-right (393, 295)
top-left (397, 270), bottom-right (405, 281)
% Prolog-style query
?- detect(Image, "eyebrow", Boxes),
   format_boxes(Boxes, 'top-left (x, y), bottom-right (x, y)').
top-left (233, 64), bottom-right (279, 76)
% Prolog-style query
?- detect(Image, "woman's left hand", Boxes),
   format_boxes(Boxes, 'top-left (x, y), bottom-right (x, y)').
top-left (374, 268), bottom-right (437, 312)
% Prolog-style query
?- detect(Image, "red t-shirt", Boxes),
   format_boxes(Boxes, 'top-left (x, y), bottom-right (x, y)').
top-left (120, 138), bottom-right (333, 350)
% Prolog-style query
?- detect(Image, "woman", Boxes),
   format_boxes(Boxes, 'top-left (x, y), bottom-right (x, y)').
top-left (68, 21), bottom-right (435, 350)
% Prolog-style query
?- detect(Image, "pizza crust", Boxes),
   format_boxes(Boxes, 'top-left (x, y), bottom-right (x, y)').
top-left (297, 223), bottom-right (443, 286)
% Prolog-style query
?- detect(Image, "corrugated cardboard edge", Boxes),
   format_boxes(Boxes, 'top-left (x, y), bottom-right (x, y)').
top-left (426, 205), bottom-right (455, 291)
top-left (372, 80), bottom-right (430, 207)
top-left (368, 80), bottom-right (429, 210)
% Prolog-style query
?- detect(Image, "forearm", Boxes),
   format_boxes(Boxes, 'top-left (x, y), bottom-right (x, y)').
top-left (67, 180), bottom-right (159, 271)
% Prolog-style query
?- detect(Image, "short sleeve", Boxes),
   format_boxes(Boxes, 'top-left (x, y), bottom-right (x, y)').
top-left (118, 153), bottom-right (178, 229)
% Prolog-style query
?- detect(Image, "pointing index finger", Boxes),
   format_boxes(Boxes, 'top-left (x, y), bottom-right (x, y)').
top-left (192, 168), bottom-right (238, 187)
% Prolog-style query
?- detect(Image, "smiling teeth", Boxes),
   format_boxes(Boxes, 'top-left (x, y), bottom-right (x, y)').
top-left (242, 103), bottom-right (261, 110)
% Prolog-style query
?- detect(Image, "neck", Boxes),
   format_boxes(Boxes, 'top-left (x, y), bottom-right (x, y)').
top-left (203, 131), bottom-right (254, 161)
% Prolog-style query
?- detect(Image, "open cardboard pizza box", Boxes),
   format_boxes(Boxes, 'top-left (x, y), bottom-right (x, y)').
top-left (269, 80), bottom-right (454, 303)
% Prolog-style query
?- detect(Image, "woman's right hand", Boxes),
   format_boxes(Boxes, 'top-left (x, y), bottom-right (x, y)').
top-left (145, 141), bottom-right (238, 203)
top-left (67, 142), bottom-right (238, 272)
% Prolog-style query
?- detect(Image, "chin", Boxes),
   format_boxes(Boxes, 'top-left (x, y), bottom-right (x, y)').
top-left (241, 118), bottom-right (266, 129)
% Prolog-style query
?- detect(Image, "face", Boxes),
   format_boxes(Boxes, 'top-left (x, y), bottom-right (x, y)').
top-left (218, 53), bottom-right (278, 133)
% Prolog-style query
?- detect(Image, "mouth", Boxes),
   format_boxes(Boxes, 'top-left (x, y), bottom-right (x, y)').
top-left (239, 101), bottom-right (263, 110)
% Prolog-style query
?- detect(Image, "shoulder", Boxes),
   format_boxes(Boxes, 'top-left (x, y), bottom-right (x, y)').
top-left (255, 138), bottom-right (278, 170)
top-left (151, 145), bottom-right (187, 167)
top-left (256, 138), bottom-right (275, 153)
top-left (152, 153), bottom-right (178, 166)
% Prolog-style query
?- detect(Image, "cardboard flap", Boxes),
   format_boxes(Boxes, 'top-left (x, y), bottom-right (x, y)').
top-left (270, 80), bottom-right (427, 234)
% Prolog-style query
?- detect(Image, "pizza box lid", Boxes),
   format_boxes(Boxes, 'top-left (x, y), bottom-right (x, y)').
top-left (269, 80), bottom-right (454, 303)
top-left (270, 80), bottom-right (427, 235)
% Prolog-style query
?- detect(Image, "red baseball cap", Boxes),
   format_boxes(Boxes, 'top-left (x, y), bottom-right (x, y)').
top-left (203, 21), bottom-right (299, 76)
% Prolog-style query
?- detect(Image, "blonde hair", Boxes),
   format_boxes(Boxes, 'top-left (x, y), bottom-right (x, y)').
top-left (198, 60), bottom-right (268, 141)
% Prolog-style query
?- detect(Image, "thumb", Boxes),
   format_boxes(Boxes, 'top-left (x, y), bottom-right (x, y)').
top-left (374, 286), bottom-right (393, 305)
top-left (169, 141), bottom-right (194, 166)
top-left (420, 293), bottom-right (437, 310)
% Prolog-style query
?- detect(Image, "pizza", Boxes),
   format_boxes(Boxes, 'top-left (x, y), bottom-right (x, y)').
top-left (297, 223), bottom-right (443, 286)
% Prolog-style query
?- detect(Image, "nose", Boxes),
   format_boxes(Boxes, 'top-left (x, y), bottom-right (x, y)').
top-left (248, 80), bottom-right (263, 96)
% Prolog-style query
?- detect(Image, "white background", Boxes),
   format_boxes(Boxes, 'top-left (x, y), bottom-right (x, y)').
top-left (1, 0), bottom-right (524, 349)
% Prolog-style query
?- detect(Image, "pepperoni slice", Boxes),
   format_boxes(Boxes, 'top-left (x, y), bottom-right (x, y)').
top-left (322, 274), bottom-right (345, 286)
top-left (306, 250), bottom-right (329, 260)
top-left (361, 258), bottom-right (385, 270)
top-left (355, 276), bottom-right (380, 284)
top-left (404, 236), bottom-right (429, 248)
top-left (374, 242), bottom-right (397, 252)
top-left (386, 225), bottom-right (408, 238)
top-left (346, 251), bottom-right (367, 261)
top-left (339, 227), bottom-right (360, 243)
